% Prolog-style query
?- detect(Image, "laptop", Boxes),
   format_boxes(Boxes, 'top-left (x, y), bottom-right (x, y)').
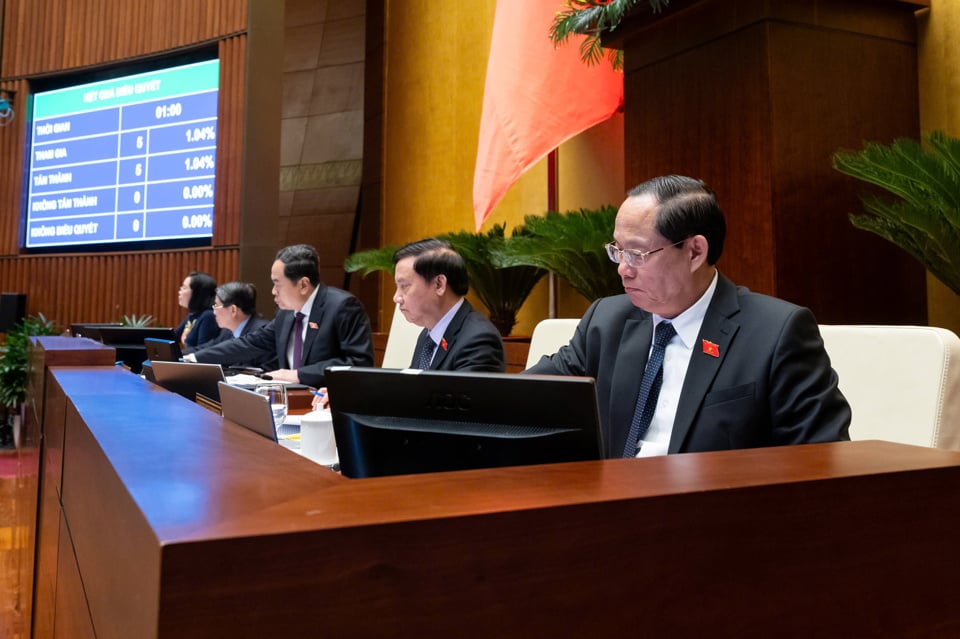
top-left (151, 361), bottom-right (226, 403)
top-left (219, 382), bottom-right (277, 442)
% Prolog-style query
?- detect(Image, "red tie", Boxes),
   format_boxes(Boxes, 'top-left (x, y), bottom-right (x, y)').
top-left (292, 312), bottom-right (305, 369)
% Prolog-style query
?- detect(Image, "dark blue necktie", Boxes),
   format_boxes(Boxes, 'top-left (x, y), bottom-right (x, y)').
top-left (623, 322), bottom-right (676, 457)
top-left (418, 334), bottom-right (436, 369)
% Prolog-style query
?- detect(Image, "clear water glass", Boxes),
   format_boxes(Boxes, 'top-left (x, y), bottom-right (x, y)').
top-left (255, 382), bottom-right (287, 436)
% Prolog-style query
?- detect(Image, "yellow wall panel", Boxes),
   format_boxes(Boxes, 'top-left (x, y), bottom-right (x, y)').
top-left (918, 3), bottom-right (960, 333)
top-left (382, 0), bottom-right (626, 334)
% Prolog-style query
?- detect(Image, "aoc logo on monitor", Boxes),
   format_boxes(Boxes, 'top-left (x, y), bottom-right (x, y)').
top-left (425, 391), bottom-right (472, 412)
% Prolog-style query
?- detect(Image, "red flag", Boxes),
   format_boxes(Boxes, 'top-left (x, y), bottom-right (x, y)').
top-left (702, 339), bottom-right (720, 358)
top-left (473, 0), bottom-right (623, 230)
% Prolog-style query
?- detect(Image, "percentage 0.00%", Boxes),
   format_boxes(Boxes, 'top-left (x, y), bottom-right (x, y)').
top-left (182, 183), bottom-right (214, 200)
top-left (182, 213), bottom-right (213, 230)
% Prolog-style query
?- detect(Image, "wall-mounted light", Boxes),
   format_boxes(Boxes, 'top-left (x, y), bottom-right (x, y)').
top-left (0, 89), bottom-right (15, 127)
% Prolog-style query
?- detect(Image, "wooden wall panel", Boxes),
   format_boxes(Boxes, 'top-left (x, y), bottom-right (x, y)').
top-left (0, 0), bottom-right (252, 331)
top-left (0, 249), bottom-right (239, 329)
top-left (618, 0), bottom-right (927, 324)
top-left (215, 35), bottom-right (246, 246)
top-left (2, 0), bottom-right (246, 75)
top-left (0, 78), bottom-right (26, 255)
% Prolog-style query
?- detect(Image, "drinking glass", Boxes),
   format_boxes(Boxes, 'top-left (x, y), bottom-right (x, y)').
top-left (255, 382), bottom-right (288, 436)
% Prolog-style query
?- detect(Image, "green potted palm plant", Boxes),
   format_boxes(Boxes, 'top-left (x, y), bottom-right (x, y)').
top-left (0, 313), bottom-right (59, 447)
top-left (832, 130), bottom-right (960, 296)
top-left (442, 225), bottom-right (546, 336)
top-left (492, 206), bottom-right (622, 303)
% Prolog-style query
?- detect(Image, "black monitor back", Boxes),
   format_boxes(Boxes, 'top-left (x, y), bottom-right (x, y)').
top-left (325, 367), bottom-right (603, 479)
top-left (97, 326), bottom-right (177, 373)
top-left (144, 337), bottom-right (183, 362)
top-left (70, 322), bottom-right (121, 340)
top-left (97, 326), bottom-right (176, 346)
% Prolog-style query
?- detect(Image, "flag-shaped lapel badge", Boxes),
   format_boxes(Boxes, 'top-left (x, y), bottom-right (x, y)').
top-left (702, 339), bottom-right (720, 358)
top-left (440, 338), bottom-right (448, 351)
top-left (308, 322), bottom-right (319, 330)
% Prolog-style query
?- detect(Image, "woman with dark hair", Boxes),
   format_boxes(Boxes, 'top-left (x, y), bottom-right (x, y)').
top-left (175, 271), bottom-right (219, 351)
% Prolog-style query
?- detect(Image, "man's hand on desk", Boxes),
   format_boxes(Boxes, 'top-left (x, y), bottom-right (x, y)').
top-left (264, 368), bottom-right (299, 383)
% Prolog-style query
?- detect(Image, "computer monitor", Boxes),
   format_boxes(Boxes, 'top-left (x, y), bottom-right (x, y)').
top-left (70, 322), bottom-right (122, 340)
top-left (325, 367), bottom-right (603, 479)
top-left (97, 326), bottom-right (177, 346)
top-left (97, 326), bottom-right (177, 373)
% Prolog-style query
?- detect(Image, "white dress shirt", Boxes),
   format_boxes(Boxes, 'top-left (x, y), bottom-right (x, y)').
top-left (635, 270), bottom-right (719, 457)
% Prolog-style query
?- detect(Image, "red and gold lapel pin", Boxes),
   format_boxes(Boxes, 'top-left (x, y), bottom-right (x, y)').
top-left (702, 339), bottom-right (720, 358)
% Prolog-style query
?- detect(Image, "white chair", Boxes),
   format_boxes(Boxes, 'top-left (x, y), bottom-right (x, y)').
top-left (381, 304), bottom-right (422, 369)
top-left (819, 325), bottom-right (960, 450)
top-left (525, 319), bottom-right (580, 369)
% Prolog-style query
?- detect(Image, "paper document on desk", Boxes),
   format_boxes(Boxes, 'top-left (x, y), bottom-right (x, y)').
top-left (225, 373), bottom-right (263, 386)
top-left (225, 373), bottom-right (295, 386)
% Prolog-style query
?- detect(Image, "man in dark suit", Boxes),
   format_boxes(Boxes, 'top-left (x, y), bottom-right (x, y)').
top-left (394, 238), bottom-right (505, 372)
top-left (190, 244), bottom-right (374, 387)
top-left (313, 238), bottom-right (505, 411)
top-left (195, 281), bottom-right (275, 369)
top-left (527, 175), bottom-right (850, 458)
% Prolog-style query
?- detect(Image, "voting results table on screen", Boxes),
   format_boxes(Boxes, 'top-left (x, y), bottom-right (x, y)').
top-left (25, 59), bottom-right (220, 248)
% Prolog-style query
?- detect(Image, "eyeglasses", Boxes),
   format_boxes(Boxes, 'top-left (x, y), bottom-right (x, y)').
top-left (604, 239), bottom-right (686, 268)
top-left (211, 303), bottom-right (226, 310)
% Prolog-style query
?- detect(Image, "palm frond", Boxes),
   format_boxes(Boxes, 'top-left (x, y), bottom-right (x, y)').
top-left (343, 246), bottom-right (398, 277)
top-left (492, 206), bottom-right (621, 301)
top-left (550, 0), bottom-right (671, 69)
top-left (832, 130), bottom-right (960, 297)
top-left (121, 313), bottom-right (155, 327)
top-left (442, 225), bottom-right (547, 336)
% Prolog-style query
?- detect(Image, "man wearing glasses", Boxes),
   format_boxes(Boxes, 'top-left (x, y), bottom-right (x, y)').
top-left (193, 281), bottom-right (276, 370)
top-left (526, 175), bottom-right (851, 458)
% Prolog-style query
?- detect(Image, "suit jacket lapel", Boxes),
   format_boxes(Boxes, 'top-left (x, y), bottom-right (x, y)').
top-left (430, 300), bottom-right (472, 370)
top-left (608, 313), bottom-right (654, 456)
top-left (668, 274), bottom-right (741, 453)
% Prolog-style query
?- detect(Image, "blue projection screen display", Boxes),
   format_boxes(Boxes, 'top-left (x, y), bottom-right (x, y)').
top-left (24, 59), bottom-right (219, 249)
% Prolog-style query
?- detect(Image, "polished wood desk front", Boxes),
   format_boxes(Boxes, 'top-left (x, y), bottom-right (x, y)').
top-left (36, 363), bottom-right (960, 638)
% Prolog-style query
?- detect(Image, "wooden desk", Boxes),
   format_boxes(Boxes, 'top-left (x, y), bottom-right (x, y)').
top-left (20, 336), bottom-right (116, 638)
top-left (27, 341), bottom-right (960, 638)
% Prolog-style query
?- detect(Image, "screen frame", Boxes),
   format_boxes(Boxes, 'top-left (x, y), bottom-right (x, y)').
top-left (325, 367), bottom-right (605, 479)
top-left (22, 46), bottom-right (220, 254)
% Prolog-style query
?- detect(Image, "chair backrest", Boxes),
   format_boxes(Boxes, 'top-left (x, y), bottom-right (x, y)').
top-left (819, 325), bottom-right (960, 450)
top-left (525, 319), bottom-right (580, 369)
top-left (381, 304), bottom-right (423, 369)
